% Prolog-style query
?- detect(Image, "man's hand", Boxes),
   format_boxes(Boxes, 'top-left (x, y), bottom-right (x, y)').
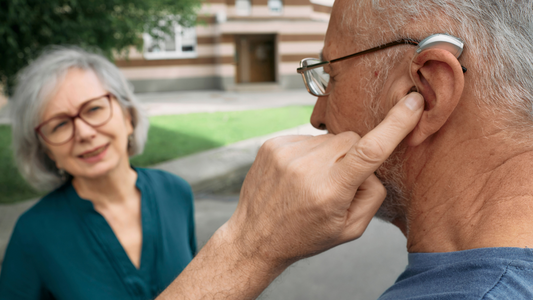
top-left (226, 92), bottom-right (424, 266)
top-left (157, 92), bottom-right (424, 300)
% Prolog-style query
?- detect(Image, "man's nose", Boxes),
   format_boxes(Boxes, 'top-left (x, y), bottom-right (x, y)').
top-left (73, 117), bottom-right (97, 142)
top-left (310, 96), bottom-right (328, 130)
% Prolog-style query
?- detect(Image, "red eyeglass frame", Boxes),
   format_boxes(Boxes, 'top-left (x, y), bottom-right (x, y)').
top-left (34, 93), bottom-right (114, 145)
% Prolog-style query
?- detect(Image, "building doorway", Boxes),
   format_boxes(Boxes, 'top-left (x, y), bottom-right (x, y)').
top-left (236, 35), bottom-right (276, 83)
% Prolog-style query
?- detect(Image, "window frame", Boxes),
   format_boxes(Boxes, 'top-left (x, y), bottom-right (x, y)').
top-left (143, 24), bottom-right (198, 60)
top-left (235, 0), bottom-right (252, 16)
top-left (268, 0), bottom-right (283, 15)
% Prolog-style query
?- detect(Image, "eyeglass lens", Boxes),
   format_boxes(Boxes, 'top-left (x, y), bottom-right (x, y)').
top-left (303, 58), bottom-right (330, 96)
top-left (39, 96), bottom-right (112, 144)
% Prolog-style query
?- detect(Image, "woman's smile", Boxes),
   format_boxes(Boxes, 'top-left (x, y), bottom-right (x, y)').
top-left (77, 143), bottom-right (110, 163)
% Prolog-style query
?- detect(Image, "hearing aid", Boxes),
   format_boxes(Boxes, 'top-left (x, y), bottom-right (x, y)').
top-left (410, 33), bottom-right (466, 93)
top-left (417, 34), bottom-right (464, 59)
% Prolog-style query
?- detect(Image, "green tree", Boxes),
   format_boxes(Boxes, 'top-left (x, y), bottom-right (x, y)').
top-left (0, 0), bottom-right (202, 96)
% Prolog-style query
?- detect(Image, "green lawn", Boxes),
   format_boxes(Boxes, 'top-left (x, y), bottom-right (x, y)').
top-left (0, 106), bottom-right (313, 204)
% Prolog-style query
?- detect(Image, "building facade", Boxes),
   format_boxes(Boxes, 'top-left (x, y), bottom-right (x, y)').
top-left (115, 0), bottom-right (332, 93)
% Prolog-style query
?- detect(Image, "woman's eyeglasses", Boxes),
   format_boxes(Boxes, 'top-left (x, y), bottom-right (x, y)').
top-left (35, 93), bottom-right (114, 145)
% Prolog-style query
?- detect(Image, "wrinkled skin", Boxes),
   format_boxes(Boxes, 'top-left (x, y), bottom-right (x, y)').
top-left (157, 93), bottom-right (424, 300)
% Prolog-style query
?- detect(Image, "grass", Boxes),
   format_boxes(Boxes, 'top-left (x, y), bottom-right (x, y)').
top-left (0, 105), bottom-right (314, 204)
top-left (0, 126), bottom-right (44, 204)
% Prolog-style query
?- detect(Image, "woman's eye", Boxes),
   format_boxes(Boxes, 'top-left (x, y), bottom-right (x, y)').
top-left (88, 106), bottom-right (102, 112)
top-left (52, 121), bottom-right (68, 132)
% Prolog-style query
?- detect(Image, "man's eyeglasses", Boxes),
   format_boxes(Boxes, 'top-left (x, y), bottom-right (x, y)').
top-left (35, 93), bottom-right (114, 145)
top-left (297, 37), bottom-right (467, 97)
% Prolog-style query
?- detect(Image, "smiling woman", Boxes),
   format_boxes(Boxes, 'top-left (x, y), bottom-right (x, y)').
top-left (0, 47), bottom-right (197, 300)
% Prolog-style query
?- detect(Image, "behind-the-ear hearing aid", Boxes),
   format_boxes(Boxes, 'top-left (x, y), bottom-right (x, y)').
top-left (410, 33), bottom-right (466, 93)
top-left (417, 34), bottom-right (464, 59)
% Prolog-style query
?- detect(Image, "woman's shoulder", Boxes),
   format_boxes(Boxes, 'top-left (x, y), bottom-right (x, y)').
top-left (13, 184), bottom-right (72, 239)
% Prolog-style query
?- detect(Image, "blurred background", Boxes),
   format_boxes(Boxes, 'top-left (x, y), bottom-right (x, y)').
top-left (0, 0), bottom-right (408, 298)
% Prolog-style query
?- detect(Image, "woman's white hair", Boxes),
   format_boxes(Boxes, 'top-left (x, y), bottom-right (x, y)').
top-left (344, 0), bottom-right (533, 128)
top-left (11, 46), bottom-right (149, 191)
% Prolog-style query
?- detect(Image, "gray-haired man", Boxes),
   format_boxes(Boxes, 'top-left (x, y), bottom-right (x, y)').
top-left (159, 0), bottom-right (533, 298)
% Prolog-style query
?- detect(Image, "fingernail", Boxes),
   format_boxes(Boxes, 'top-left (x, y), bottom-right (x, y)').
top-left (405, 93), bottom-right (423, 111)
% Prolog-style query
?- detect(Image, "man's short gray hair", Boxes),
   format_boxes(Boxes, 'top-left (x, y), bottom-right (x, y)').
top-left (340, 0), bottom-right (533, 224)
top-left (11, 46), bottom-right (149, 191)
top-left (344, 0), bottom-right (533, 128)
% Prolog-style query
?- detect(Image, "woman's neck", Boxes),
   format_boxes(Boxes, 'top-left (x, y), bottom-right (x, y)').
top-left (72, 161), bottom-right (138, 207)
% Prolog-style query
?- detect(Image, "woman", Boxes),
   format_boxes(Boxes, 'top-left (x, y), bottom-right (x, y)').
top-left (0, 47), bottom-right (196, 299)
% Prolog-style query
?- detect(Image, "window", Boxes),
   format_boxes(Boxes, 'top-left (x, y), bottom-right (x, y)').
top-left (143, 25), bottom-right (197, 60)
top-left (268, 0), bottom-right (283, 14)
top-left (235, 0), bottom-right (251, 16)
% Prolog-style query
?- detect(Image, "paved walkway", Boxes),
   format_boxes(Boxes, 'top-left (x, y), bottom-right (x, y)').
top-left (0, 89), bottom-right (317, 124)
top-left (195, 196), bottom-right (407, 300)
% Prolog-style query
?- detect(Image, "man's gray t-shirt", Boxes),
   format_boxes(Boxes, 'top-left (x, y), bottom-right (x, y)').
top-left (378, 247), bottom-right (533, 299)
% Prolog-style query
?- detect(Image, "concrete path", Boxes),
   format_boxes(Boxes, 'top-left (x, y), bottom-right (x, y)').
top-left (153, 124), bottom-right (324, 194)
top-left (195, 195), bottom-right (408, 300)
top-left (0, 89), bottom-right (317, 124)
top-left (137, 89), bottom-right (317, 116)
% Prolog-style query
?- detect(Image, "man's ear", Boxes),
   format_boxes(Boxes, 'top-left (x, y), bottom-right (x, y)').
top-left (407, 48), bottom-right (465, 146)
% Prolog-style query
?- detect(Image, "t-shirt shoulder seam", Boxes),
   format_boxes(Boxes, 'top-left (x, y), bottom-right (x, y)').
top-left (480, 262), bottom-right (511, 299)
top-left (407, 256), bottom-right (533, 271)
top-left (507, 264), bottom-right (533, 271)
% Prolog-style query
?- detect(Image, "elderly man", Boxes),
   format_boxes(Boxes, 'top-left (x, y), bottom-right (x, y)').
top-left (158, 0), bottom-right (533, 298)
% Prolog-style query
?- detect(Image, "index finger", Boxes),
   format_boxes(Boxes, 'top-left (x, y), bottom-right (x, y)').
top-left (336, 92), bottom-right (424, 184)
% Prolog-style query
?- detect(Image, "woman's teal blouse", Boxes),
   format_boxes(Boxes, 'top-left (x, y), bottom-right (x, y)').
top-left (0, 168), bottom-right (197, 300)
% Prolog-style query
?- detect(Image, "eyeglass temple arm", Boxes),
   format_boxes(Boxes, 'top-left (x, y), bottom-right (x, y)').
top-left (297, 39), bottom-right (467, 73)
top-left (329, 39), bottom-right (420, 64)
top-left (297, 39), bottom-right (420, 73)
top-left (333, 39), bottom-right (467, 73)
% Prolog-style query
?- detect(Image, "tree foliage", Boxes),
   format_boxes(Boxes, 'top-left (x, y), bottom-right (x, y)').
top-left (0, 0), bottom-right (202, 96)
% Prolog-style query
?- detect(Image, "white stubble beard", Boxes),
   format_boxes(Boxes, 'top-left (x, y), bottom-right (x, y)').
top-left (362, 68), bottom-right (412, 226)
top-left (373, 145), bottom-right (410, 225)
